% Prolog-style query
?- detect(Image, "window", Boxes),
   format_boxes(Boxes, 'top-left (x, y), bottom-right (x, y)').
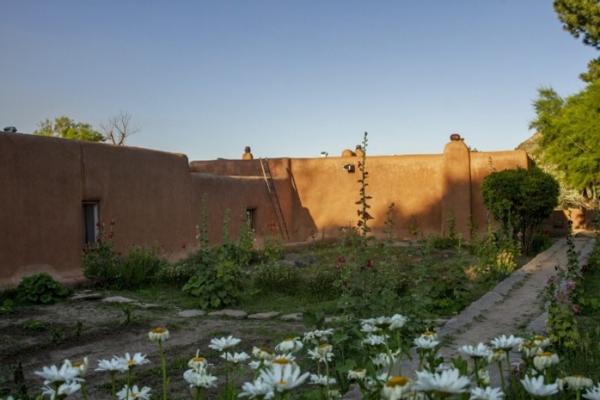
top-left (82, 202), bottom-right (99, 245)
top-left (246, 208), bottom-right (256, 231)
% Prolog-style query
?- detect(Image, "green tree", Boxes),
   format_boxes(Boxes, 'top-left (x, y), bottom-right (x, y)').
top-left (554, 0), bottom-right (600, 49)
top-left (554, 0), bottom-right (600, 82)
top-left (34, 116), bottom-right (104, 142)
top-left (482, 168), bottom-right (559, 254)
top-left (530, 81), bottom-right (600, 200)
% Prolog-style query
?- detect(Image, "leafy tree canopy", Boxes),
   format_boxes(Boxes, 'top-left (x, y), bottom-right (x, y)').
top-left (554, 0), bottom-right (600, 49)
top-left (554, 0), bottom-right (600, 82)
top-left (33, 116), bottom-right (104, 142)
top-left (530, 81), bottom-right (600, 199)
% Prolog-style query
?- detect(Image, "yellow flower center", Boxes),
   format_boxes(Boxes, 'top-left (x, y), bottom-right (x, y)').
top-left (72, 361), bottom-right (84, 368)
top-left (278, 380), bottom-right (288, 386)
top-left (423, 331), bottom-right (435, 337)
top-left (151, 327), bottom-right (167, 334)
top-left (128, 360), bottom-right (136, 367)
top-left (540, 351), bottom-right (553, 357)
top-left (534, 335), bottom-right (545, 341)
top-left (273, 358), bottom-right (290, 365)
top-left (191, 356), bottom-right (205, 363)
top-left (387, 376), bottom-right (410, 387)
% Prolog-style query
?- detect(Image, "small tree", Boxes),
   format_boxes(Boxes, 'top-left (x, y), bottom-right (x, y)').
top-left (34, 116), bottom-right (104, 142)
top-left (100, 111), bottom-right (139, 146)
top-left (482, 167), bottom-right (559, 254)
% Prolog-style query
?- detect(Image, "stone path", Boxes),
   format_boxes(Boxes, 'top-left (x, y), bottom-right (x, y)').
top-left (438, 235), bottom-right (595, 355)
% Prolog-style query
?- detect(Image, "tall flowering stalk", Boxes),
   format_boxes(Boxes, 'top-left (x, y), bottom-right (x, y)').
top-left (355, 131), bottom-right (373, 238)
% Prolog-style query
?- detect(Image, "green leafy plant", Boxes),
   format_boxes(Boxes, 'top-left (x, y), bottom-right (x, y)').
top-left (82, 241), bottom-right (122, 287)
top-left (182, 258), bottom-right (243, 309)
top-left (21, 319), bottom-right (47, 332)
top-left (15, 273), bottom-right (70, 305)
top-left (118, 246), bottom-right (167, 289)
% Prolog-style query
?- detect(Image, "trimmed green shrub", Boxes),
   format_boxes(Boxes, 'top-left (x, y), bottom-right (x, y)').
top-left (15, 273), bottom-right (70, 305)
top-left (482, 167), bottom-right (559, 254)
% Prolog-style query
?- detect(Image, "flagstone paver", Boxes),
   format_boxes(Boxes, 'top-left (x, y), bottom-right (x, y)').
top-left (208, 309), bottom-right (248, 319)
top-left (248, 311), bottom-right (280, 320)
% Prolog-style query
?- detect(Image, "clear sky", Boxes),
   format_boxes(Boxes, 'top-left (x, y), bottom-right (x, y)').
top-left (0, 1), bottom-right (596, 160)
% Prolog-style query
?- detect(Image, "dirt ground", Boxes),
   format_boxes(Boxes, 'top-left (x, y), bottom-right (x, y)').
top-left (0, 296), bottom-right (304, 399)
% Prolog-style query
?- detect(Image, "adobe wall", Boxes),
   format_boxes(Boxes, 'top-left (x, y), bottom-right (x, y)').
top-left (0, 134), bottom-right (84, 286)
top-left (189, 139), bottom-right (530, 241)
top-left (0, 133), bottom-right (532, 287)
top-left (0, 133), bottom-right (196, 286)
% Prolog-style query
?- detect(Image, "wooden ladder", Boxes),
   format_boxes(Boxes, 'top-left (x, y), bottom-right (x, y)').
top-left (259, 158), bottom-right (290, 240)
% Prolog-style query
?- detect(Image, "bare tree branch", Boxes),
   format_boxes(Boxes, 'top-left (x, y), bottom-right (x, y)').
top-left (100, 112), bottom-right (139, 146)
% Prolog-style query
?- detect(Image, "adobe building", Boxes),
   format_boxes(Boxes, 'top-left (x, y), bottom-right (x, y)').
top-left (0, 132), bottom-right (532, 287)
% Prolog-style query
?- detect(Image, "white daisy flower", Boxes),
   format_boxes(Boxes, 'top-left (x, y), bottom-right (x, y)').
top-left (252, 347), bottom-right (274, 361)
top-left (565, 375), bottom-right (593, 391)
top-left (309, 374), bottom-right (336, 386)
top-left (260, 363), bottom-right (309, 392)
top-left (275, 337), bottom-right (303, 353)
top-left (414, 368), bottom-right (471, 394)
top-left (487, 349), bottom-right (507, 363)
top-left (35, 361), bottom-right (81, 384)
top-left (221, 352), bottom-right (250, 364)
top-left (372, 352), bottom-right (398, 368)
top-left (41, 382), bottom-right (81, 398)
top-left (183, 369), bottom-right (218, 388)
top-left (303, 329), bottom-right (334, 343)
top-left (307, 344), bottom-right (334, 363)
top-left (360, 323), bottom-right (381, 333)
top-left (116, 385), bottom-right (152, 400)
top-left (96, 358), bottom-right (128, 373)
top-left (115, 353), bottom-right (150, 370)
top-left (66, 358), bottom-right (89, 377)
top-left (209, 335), bottom-right (241, 352)
top-left (381, 375), bottom-right (412, 400)
top-left (188, 351), bottom-right (208, 370)
top-left (271, 353), bottom-right (296, 365)
top-left (490, 335), bottom-right (523, 351)
top-left (388, 314), bottom-right (408, 330)
top-left (239, 377), bottom-right (275, 399)
top-left (531, 335), bottom-right (551, 349)
top-left (459, 343), bottom-right (491, 359)
top-left (470, 386), bottom-right (504, 400)
top-left (584, 384), bottom-right (600, 400)
top-left (414, 335), bottom-right (440, 350)
top-left (533, 351), bottom-right (559, 371)
top-left (248, 360), bottom-right (263, 370)
top-left (521, 375), bottom-right (559, 397)
top-left (362, 334), bottom-right (388, 346)
top-left (347, 369), bottom-right (367, 381)
top-left (148, 327), bottom-right (170, 343)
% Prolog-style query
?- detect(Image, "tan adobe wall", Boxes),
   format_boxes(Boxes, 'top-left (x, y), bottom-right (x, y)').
top-left (0, 133), bottom-right (196, 286)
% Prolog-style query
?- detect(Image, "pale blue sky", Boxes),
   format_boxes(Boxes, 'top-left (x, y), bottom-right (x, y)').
top-left (0, 1), bottom-right (596, 160)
